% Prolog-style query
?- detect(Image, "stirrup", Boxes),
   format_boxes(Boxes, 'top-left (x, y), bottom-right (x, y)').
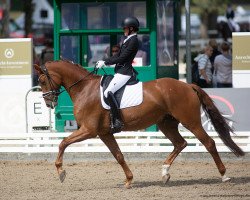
top-left (110, 119), bottom-right (124, 134)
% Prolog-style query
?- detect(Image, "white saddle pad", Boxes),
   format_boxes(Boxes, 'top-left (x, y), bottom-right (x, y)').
top-left (100, 81), bottom-right (143, 110)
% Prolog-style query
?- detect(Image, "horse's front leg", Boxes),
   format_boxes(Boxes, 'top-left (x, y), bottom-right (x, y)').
top-left (55, 127), bottom-right (96, 182)
top-left (99, 134), bottom-right (133, 189)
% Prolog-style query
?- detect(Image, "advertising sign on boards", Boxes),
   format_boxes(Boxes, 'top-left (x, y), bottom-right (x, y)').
top-left (0, 38), bottom-right (32, 133)
top-left (232, 32), bottom-right (250, 88)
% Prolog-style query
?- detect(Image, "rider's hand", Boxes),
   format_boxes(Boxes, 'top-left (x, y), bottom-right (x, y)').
top-left (96, 60), bottom-right (106, 69)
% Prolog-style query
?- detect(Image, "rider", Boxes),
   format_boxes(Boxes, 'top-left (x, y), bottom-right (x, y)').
top-left (96, 16), bottom-right (140, 133)
top-left (226, 4), bottom-right (240, 32)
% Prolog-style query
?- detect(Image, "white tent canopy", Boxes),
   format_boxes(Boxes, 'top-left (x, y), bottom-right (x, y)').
top-left (15, 0), bottom-right (54, 29)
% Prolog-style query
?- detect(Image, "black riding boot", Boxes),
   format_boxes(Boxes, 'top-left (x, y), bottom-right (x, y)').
top-left (107, 91), bottom-right (124, 134)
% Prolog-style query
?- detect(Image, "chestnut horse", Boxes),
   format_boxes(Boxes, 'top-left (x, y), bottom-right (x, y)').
top-left (34, 60), bottom-right (244, 188)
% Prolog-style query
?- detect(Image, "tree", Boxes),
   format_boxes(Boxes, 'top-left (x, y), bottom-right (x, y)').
top-left (23, 0), bottom-right (33, 37)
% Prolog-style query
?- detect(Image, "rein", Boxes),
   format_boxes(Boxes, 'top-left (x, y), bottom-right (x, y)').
top-left (40, 64), bottom-right (99, 102)
top-left (67, 67), bottom-right (99, 94)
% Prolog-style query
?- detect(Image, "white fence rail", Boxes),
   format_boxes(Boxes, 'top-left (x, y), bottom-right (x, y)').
top-left (0, 131), bottom-right (249, 153)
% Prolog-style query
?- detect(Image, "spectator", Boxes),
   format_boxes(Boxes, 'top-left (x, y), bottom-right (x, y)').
top-left (208, 39), bottom-right (221, 71)
top-left (141, 35), bottom-right (150, 64)
top-left (214, 42), bottom-right (232, 88)
top-left (194, 45), bottom-right (213, 88)
top-left (103, 46), bottom-right (111, 60)
top-left (103, 45), bottom-right (120, 66)
top-left (208, 39), bottom-right (221, 87)
top-left (135, 40), bottom-right (147, 66)
top-left (111, 44), bottom-right (120, 56)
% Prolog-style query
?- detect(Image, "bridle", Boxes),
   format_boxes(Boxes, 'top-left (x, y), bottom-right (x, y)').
top-left (38, 64), bottom-right (63, 108)
top-left (39, 64), bottom-right (99, 108)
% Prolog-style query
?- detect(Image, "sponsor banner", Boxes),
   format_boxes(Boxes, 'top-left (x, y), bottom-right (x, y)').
top-left (232, 32), bottom-right (250, 88)
top-left (180, 88), bottom-right (250, 132)
top-left (232, 32), bottom-right (250, 70)
top-left (0, 38), bottom-right (32, 133)
top-left (0, 38), bottom-right (32, 75)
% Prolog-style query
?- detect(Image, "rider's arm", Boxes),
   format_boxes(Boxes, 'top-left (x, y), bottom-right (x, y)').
top-left (104, 37), bottom-right (139, 65)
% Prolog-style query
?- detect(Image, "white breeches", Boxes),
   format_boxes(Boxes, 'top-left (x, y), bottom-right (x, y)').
top-left (228, 19), bottom-right (240, 32)
top-left (104, 73), bottom-right (131, 98)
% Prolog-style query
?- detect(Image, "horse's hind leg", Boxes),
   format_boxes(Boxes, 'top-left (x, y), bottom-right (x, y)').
top-left (55, 127), bottom-right (95, 182)
top-left (186, 123), bottom-right (230, 182)
top-left (157, 115), bottom-right (187, 184)
top-left (99, 134), bottom-right (133, 189)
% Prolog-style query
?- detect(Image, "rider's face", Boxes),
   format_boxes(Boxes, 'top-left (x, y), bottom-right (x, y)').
top-left (123, 27), bottom-right (129, 36)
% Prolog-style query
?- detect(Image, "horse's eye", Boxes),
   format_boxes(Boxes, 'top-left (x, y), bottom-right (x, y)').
top-left (38, 75), bottom-right (46, 86)
top-left (39, 79), bottom-right (46, 86)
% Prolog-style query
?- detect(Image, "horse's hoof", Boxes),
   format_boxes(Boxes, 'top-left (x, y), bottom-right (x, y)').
top-left (59, 170), bottom-right (66, 183)
top-left (124, 179), bottom-right (132, 189)
top-left (162, 174), bottom-right (170, 184)
top-left (125, 182), bottom-right (132, 189)
top-left (222, 175), bottom-right (231, 182)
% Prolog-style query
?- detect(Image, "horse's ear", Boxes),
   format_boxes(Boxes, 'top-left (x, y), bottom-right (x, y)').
top-left (34, 64), bottom-right (43, 75)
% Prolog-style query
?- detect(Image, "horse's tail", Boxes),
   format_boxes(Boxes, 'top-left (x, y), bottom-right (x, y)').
top-left (191, 84), bottom-right (245, 157)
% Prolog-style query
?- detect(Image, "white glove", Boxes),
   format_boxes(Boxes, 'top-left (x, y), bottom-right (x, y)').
top-left (96, 60), bottom-right (106, 68)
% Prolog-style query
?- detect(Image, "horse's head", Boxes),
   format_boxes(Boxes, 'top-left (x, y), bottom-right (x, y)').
top-left (34, 64), bottom-right (62, 109)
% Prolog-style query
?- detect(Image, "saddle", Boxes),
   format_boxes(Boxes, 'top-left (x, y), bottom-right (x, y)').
top-left (101, 75), bottom-right (139, 107)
